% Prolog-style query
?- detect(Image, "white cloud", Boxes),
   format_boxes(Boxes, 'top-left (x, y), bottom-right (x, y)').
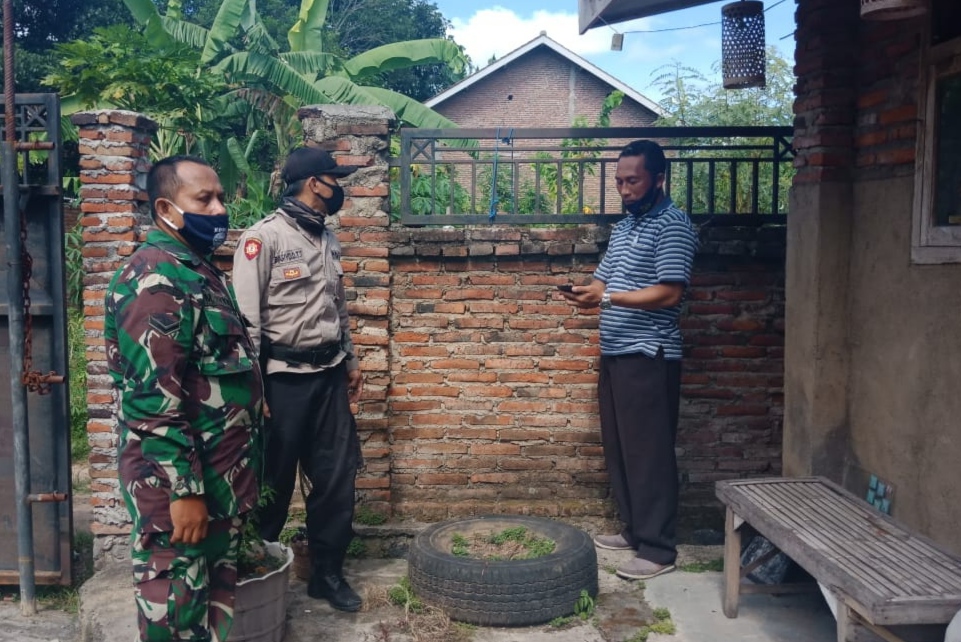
top-left (449, 6), bottom-right (659, 68)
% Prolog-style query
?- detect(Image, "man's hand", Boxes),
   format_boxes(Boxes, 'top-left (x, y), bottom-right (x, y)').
top-left (347, 368), bottom-right (363, 405)
top-left (560, 280), bottom-right (604, 309)
top-left (170, 496), bottom-right (208, 545)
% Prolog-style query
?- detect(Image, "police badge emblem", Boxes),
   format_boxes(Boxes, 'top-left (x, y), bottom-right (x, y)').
top-left (243, 238), bottom-right (262, 260)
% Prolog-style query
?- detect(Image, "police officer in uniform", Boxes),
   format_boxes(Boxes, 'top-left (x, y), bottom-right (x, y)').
top-left (232, 147), bottom-right (364, 612)
top-left (105, 155), bottom-right (264, 641)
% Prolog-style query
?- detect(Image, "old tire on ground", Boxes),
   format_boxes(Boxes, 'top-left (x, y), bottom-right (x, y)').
top-left (407, 515), bottom-right (598, 627)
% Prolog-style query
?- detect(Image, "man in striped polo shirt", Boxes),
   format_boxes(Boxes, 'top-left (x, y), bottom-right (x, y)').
top-left (561, 139), bottom-right (698, 581)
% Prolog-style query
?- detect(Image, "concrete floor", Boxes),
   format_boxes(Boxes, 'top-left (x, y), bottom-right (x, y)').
top-left (4, 474), bottom-right (840, 642)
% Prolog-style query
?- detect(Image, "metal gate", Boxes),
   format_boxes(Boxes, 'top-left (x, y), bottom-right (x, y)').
top-left (0, 93), bottom-right (71, 586)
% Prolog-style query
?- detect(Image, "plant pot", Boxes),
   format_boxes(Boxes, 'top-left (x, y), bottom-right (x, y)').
top-left (228, 542), bottom-right (293, 642)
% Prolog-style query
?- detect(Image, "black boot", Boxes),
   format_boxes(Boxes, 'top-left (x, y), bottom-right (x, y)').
top-left (308, 557), bottom-right (362, 612)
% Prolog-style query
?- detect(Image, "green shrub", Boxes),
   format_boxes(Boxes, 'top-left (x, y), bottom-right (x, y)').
top-left (67, 308), bottom-right (89, 462)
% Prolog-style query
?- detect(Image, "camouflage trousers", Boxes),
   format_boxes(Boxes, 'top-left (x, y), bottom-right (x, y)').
top-left (130, 516), bottom-right (243, 642)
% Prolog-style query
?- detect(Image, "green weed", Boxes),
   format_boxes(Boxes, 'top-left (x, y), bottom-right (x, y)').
top-left (488, 526), bottom-right (528, 545)
top-left (451, 533), bottom-right (470, 557)
top-left (279, 525), bottom-right (304, 546)
top-left (574, 589), bottom-right (596, 620)
top-left (35, 585), bottom-right (80, 613)
top-left (486, 527), bottom-right (555, 560)
top-left (288, 508), bottom-right (307, 523)
top-left (387, 576), bottom-right (424, 613)
top-left (449, 526), bottom-right (554, 560)
top-left (627, 607), bottom-right (676, 642)
top-left (678, 558), bottom-right (723, 573)
top-left (346, 536), bottom-right (366, 558)
top-left (653, 607), bottom-right (671, 621)
top-left (74, 530), bottom-right (94, 585)
top-left (519, 536), bottom-right (556, 559)
top-left (67, 308), bottom-right (89, 462)
top-left (72, 473), bottom-right (91, 495)
top-left (355, 505), bottom-right (388, 526)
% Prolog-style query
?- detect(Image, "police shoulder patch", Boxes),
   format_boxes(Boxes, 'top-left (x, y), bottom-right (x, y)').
top-left (243, 238), bottom-right (263, 260)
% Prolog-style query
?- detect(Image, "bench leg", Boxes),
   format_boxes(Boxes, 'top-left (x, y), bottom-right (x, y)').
top-left (837, 601), bottom-right (854, 642)
top-left (723, 506), bottom-right (742, 618)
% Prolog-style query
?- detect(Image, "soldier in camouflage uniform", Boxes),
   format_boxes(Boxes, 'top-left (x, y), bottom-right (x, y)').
top-left (104, 156), bottom-right (264, 642)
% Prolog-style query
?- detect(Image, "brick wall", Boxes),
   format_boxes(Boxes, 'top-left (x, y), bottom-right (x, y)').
top-left (679, 228), bottom-right (785, 529)
top-left (793, 0), bottom-right (921, 184)
top-left (75, 107), bottom-right (784, 556)
top-left (384, 225), bottom-right (785, 534)
top-left (71, 110), bottom-right (156, 562)
top-left (853, 19), bottom-right (920, 177)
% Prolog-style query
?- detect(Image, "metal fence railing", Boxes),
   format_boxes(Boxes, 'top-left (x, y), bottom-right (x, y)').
top-left (391, 126), bottom-right (794, 226)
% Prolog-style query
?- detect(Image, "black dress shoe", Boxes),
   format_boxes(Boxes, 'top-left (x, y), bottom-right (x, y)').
top-left (308, 572), bottom-right (362, 612)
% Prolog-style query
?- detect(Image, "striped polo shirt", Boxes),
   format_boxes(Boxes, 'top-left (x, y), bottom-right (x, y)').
top-left (594, 198), bottom-right (698, 360)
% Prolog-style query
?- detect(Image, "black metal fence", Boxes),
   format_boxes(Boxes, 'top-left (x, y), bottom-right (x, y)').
top-left (392, 126), bottom-right (794, 226)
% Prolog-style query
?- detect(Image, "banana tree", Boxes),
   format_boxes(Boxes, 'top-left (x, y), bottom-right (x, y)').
top-left (120, 0), bottom-right (467, 130)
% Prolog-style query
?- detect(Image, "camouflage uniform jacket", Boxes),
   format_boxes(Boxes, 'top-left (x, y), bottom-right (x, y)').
top-left (105, 229), bottom-right (264, 533)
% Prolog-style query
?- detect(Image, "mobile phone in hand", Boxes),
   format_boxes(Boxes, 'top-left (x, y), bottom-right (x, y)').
top-left (556, 284), bottom-right (574, 293)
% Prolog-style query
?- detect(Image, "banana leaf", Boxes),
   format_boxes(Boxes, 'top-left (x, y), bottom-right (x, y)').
top-left (288, 0), bottom-right (330, 53)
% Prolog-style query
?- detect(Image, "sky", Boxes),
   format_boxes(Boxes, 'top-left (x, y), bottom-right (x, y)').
top-left (430, 0), bottom-right (797, 103)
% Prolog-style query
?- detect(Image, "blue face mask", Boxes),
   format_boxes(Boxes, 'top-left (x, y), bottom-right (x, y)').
top-left (162, 202), bottom-right (229, 255)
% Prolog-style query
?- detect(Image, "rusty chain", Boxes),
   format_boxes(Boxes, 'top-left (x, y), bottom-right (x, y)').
top-left (19, 200), bottom-right (62, 394)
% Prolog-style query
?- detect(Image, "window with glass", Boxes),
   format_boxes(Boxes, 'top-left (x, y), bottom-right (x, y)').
top-left (912, 0), bottom-right (961, 263)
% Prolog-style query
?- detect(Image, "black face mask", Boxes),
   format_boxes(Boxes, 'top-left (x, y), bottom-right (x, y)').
top-left (280, 198), bottom-right (326, 236)
top-left (625, 183), bottom-right (662, 217)
top-left (161, 202), bottom-right (229, 255)
top-left (315, 177), bottom-right (345, 215)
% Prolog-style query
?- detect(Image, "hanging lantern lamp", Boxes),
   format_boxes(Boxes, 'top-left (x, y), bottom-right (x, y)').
top-left (721, 0), bottom-right (766, 90)
top-left (860, 0), bottom-right (927, 20)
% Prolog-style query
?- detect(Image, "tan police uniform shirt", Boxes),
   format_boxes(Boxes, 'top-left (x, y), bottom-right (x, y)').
top-left (232, 208), bottom-right (358, 375)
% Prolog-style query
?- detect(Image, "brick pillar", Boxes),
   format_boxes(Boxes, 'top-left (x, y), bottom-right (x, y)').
top-left (783, 0), bottom-right (858, 480)
top-left (298, 105), bottom-right (397, 517)
top-left (70, 110), bottom-right (157, 563)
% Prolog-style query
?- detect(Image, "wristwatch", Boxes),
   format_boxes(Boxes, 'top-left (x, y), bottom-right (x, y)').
top-left (599, 292), bottom-right (612, 310)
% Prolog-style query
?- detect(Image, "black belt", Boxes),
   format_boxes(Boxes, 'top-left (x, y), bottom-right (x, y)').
top-left (268, 341), bottom-right (341, 368)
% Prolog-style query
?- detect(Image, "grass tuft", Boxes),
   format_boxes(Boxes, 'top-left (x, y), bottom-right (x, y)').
top-left (355, 505), bottom-right (388, 526)
top-left (678, 558), bottom-right (723, 573)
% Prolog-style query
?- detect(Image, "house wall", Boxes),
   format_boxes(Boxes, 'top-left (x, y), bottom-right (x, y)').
top-left (74, 107), bottom-right (784, 560)
top-left (431, 47), bottom-right (658, 130)
top-left (785, 0), bottom-right (961, 552)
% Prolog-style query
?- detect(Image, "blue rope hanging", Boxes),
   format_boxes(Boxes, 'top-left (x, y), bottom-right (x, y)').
top-left (488, 127), bottom-right (514, 223)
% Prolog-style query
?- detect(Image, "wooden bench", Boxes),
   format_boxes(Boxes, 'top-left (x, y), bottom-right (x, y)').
top-left (716, 477), bottom-right (961, 642)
